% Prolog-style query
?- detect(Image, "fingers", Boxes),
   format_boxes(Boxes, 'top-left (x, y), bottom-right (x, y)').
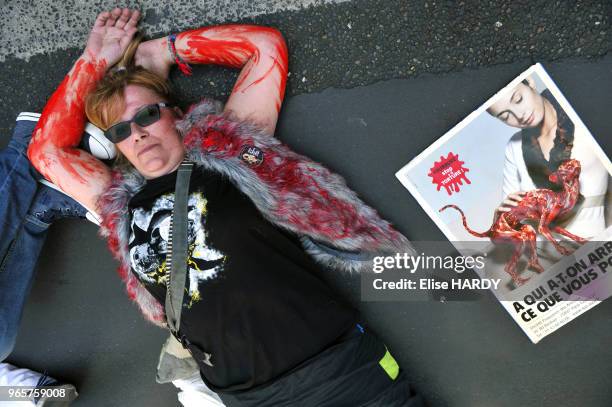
top-left (94, 11), bottom-right (111, 28)
top-left (497, 190), bottom-right (527, 215)
top-left (499, 191), bottom-right (526, 212)
top-left (115, 8), bottom-right (131, 29)
top-left (102, 8), bottom-right (139, 31)
top-left (504, 191), bottom-right (527, 205)
top-left (504, 195), bottom-right (521, 206)
top-left (502, 199), bottom-right (517, 207)
top-left (125, 9), bottom-right (141, 29)
top-left (105, 8), bottom-right (122, 27)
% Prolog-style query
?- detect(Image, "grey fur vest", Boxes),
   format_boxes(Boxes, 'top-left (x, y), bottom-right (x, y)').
top-left (98, 99), bottom-right (414, 326)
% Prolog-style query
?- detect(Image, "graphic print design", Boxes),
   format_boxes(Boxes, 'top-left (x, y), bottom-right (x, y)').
top-left (428, 152), bottom-right (471, 195)
top-left (129, 192), bottom-right (226, 306)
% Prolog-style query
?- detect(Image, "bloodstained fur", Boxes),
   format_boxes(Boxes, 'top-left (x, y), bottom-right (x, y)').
top-left (185, 121), bottom-right (388, 242)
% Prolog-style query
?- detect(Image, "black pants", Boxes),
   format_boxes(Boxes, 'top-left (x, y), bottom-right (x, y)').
top-left (217, 326), bottom-right (424, 407)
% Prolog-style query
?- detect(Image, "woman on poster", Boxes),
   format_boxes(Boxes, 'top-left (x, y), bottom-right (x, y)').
top-left (488, 77), bottom-right (609, 239)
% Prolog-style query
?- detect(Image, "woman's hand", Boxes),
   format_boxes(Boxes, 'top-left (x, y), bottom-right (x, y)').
top-left (135, 37), bottom-right (174, 79)
top-left (496, 191), bottom-right (527, 213)
top-left (84, 8), bottom-right (140, 66)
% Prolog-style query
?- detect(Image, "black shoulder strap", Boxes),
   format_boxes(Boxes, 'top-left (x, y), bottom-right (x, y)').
top-left (165, 161), bottom-right (194, 337)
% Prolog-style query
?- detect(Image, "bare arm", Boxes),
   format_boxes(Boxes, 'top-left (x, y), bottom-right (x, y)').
top-left (28, 8), bottom-right (140, 214)
top-left (136, 25), bottom-right (288, 135)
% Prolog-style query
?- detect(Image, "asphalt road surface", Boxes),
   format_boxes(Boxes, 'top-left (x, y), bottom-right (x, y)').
top-left (1, 1), bottom-right (610, 406)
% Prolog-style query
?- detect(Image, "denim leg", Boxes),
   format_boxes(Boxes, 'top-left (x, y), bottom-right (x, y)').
top-left (0, 219), bottom-right (50, 361)
top-left (0, 193), bottom-right (87, 361)
top-left (0, 120), bottom-right (39, 257)
top-left (0, 120), bottom-right (42, 360)
top-left (0, 118), bottom-right (87, 361)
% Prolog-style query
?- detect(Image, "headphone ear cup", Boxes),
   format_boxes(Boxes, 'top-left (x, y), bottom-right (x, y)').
top-left (81, 122), bottom-right (117, 160)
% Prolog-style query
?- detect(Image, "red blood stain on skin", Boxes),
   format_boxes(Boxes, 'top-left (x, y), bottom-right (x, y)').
top-left (239, 57), bottom-right (275, 92)
top-left (178, 25), bottom-right (288, 112)
top-left (232, 53), bottom-right (261, 91)
top-left (28, 55), bottom-right (107, 185)
top-left (182, 38), bottom-right (256, 68)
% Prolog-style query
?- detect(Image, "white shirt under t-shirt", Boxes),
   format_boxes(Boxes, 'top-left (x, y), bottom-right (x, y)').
top-left (502, 128), bottom-right (608, 239)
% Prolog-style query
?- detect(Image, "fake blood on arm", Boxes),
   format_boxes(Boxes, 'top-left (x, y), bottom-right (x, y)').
top-left (175, 26), bottom-right (288, 111)
top-left (28, 53), bottom-right (107, 185)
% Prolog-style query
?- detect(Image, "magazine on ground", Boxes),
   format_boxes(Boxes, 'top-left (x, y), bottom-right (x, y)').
top-left (395, 63), bottom-right (612, 343)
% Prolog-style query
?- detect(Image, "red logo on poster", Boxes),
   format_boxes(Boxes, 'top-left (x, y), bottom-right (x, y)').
top-left (428, 152), bottom-right (471, 195)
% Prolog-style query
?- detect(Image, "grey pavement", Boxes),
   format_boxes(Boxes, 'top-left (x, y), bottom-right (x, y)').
top-left (1, 0), bottom-right (611, 406)
top-left (0, 0), bottom-right (350, 62)
top-left (0, 0), bottom-right (609, 126)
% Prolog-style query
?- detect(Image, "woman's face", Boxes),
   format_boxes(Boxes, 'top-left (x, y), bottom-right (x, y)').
top-left (115, 85), bottom-right (185, 179)
top-left (487, 79), bottom-right (546, 129)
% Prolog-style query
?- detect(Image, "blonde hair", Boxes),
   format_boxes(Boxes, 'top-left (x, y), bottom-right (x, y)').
top-left (85, 35), bottom-right (177, 167)
top-left (85, 34), bottom-right (175, 131)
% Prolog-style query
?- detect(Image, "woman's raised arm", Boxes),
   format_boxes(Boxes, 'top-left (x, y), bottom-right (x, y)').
top-left (137, 25), bottom-right (288, 135)
top-left (27, 8), bottom-right (140, 215)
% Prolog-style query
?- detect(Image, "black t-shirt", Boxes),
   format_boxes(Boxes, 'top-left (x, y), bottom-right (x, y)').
top-left (128, 167), bottom-right (358, 391)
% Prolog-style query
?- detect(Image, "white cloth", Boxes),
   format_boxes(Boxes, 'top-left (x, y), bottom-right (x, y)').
top-left (0, 363), bottom-right (40, 406)
top-left (174, 372), bottom-right (225, 407)
top-left (502, 128), bottom-right (609, 239)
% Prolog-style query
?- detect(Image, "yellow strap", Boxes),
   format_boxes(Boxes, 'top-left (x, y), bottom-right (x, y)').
top-left (379, 347), bottom-right (399, 380)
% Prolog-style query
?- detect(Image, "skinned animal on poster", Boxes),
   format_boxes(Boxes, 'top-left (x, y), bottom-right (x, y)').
top-left (439, 159), bottom-right (586, 286)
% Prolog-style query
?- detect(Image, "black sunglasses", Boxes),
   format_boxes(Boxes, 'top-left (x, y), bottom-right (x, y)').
top-left (104, 103), bottom-right (172, 143)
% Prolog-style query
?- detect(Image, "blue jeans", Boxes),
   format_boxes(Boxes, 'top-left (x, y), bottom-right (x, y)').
top-left (0, 118), bottom-right (86, 361)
